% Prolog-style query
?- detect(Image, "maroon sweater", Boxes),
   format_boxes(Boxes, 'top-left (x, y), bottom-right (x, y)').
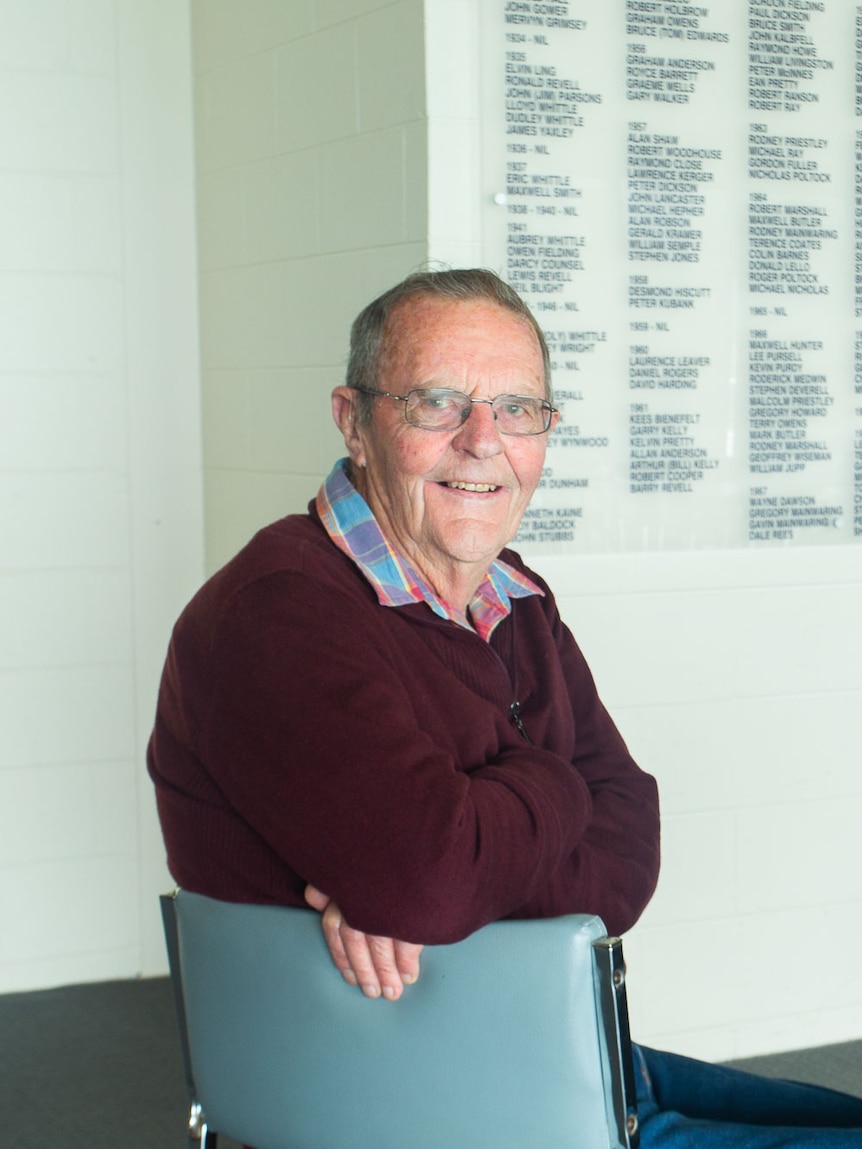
top-left (148, 508), bottom-right (660, 942)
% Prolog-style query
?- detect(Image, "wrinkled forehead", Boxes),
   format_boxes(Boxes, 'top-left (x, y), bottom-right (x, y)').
top-left (378, 295), bottom-right (545, 391)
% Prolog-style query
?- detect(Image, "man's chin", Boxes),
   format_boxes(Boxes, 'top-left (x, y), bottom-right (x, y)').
top-left (435, 521), bottom-right (513, 567)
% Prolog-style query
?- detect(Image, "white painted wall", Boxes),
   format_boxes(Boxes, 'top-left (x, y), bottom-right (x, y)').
top-left (0, 1), bottom-right (202, 992)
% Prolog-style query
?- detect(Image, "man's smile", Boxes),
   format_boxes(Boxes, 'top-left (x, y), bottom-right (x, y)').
top-left (440, 480), bottom-right (501, 493)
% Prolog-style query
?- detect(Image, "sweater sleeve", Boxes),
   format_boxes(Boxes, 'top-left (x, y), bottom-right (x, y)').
top-left (501, 599), bottom-right (661, 936)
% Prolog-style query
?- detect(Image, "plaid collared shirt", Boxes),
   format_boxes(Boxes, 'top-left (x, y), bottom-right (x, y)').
top-left (316, 459), bottom-right (543, 642)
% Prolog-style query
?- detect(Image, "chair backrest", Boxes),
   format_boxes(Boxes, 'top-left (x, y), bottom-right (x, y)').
top-left (161, 889), bottom-right (638, 1149)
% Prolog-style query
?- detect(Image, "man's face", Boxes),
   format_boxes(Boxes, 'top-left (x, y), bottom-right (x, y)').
top-left (339, 295), bottom-right (555, 601)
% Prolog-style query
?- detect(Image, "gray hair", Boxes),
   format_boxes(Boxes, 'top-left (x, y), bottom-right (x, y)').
top-left (346, 268), bottom-right (552, 424)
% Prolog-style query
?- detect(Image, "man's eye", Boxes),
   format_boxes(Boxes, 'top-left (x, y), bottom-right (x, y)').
top-left (419, 391), bottom-right (460, 410)
top-left (501, 399), bottom-right (532, 418)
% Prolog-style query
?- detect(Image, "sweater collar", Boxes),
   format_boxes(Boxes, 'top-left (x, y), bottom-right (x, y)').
top-left (315, 459), bottom-right (542, 641)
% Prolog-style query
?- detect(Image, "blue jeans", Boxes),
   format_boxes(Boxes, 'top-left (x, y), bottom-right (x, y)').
top-left (635, 1044), bottom-right (862, 1147)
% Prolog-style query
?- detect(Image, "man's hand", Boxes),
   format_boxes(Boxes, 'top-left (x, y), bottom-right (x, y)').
top-left (304, 885), bottom-right (423, 1000)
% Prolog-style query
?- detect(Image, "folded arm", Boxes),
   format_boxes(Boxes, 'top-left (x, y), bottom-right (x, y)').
top-left (154, 557), bottom-right (659, 962)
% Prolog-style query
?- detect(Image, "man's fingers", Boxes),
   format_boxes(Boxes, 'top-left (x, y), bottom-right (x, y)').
top-left (366, 934), bottom-right (411, 1000)
top-left (319, 900), bottom-right (357, 982)
top-left (394, 939), bottom-right (423, 986)
top-left (327, 918), bottom-right (414, 1000)
top-left (312, 893), bottom-right (422, 1000)
top-left (303, 883), bottom-right (330, 913)
top-left (319, 903), bottom-right (390, 998)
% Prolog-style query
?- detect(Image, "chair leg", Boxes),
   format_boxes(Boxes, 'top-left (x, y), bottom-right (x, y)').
top-left (188, 1101), bottom-right (217, 1148)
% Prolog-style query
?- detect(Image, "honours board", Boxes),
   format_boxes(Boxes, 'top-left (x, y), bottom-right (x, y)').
top-left (480, 0), bottom-right (862, 551)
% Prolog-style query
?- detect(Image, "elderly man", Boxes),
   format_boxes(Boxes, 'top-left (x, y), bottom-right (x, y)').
top-left (149, 269), bottom-right (862, 1146)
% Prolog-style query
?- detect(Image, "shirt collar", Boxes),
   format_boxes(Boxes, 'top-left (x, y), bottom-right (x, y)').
top-left (315, 458), bottom-right (543, 641)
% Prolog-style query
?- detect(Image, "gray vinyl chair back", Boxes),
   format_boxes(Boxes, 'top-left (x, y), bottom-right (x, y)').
top-left (161, 889), bottom-right (638, 1149)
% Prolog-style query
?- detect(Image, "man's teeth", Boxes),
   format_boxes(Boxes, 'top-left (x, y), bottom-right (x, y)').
top-left (444, 481), bottom-right (498, 492)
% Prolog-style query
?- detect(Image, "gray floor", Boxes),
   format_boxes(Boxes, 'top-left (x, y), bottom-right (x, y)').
top-left (726, 1040), bottom-right (862, 1103)
top-left (0, 976), bottom-right (242, 1149)
top-left (0, 975), bottom-right (859, 1148)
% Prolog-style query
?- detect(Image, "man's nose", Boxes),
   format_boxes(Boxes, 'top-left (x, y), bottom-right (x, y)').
top-left (450, 399), bottom-right (504, 457)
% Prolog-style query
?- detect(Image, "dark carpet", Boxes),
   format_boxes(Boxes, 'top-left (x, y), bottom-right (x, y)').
top-left (0, 977), bottom-right (240, 1149)
top-left (0, 976), bottom-right (859, 1148)
top-left (726, 1040), bottom-right (862, 1104)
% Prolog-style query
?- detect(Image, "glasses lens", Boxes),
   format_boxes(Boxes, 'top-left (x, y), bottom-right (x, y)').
top-left (404, 389), bottom-right (470, 430)
top-left (492, 395), bottom-right (549, 435)
top-left (402, 389), bottom-right (552, 435)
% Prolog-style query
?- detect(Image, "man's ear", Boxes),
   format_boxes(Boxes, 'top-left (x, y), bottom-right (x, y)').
top-left (331, 386), bottom-right (367, 468)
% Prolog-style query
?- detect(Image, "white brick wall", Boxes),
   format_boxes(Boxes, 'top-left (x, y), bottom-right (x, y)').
top-left (421, 0), bottom-right (862, 1060)
top-left (4, 0), bottom-right (858, 1064)
top-left (538, 549), bottom-right (862, 1059)
top-left (186, 0), bottom-right (862, 1060)
top-left (0, 0), bottom-right (201, 991)
top-left (192, 0), bottom-right (429, 569)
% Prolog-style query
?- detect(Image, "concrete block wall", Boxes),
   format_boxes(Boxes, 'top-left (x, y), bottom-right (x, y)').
top-left (192, 0), bottom-right (430, 569)
top-left (0, 1), bottom-right (202, 991)
top-left (542, 548), bottom-right (862, 1060)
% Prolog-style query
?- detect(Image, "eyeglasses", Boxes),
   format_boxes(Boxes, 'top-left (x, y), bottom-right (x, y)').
top-left (354, 387), bottom-right (558, 436)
